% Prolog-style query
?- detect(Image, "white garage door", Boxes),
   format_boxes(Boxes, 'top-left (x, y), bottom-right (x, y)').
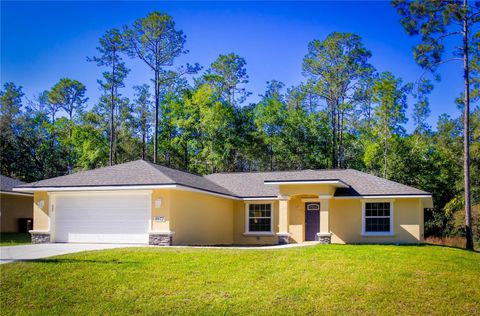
top-left (54, 193), bottom-right (150, 244)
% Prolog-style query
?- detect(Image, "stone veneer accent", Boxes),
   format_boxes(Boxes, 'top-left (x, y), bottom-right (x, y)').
top-left (277, 234), bottom-right (290, 245)
top-left (149, 233), bottom-right (173, 246)
top-left (31, 233), bottom-right (50, 244)
top-left (317, 233), bottom-right (332, 244)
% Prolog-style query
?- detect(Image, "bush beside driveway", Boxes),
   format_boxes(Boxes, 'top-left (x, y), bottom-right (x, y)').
top-left (0, 233), bottom-right (30, 247)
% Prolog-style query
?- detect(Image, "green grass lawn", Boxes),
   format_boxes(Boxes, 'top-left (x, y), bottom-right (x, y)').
top-left (0, 233), bottom-right (31, 246)
top-left (1, 245), bottom-right (479, 315)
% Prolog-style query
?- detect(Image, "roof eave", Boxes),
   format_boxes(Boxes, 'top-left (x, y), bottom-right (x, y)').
top-left (334, 194), bottom-right (432, 199)
top-left (13, 184), bottom-right (238, 200)
top-left (264, 179), bottom-right (349, 188)
top-left (1, 190), bottom-right (33, 196)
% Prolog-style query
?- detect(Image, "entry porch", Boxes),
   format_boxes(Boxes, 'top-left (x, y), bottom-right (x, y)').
top-left (277, 194), bottom-right (332, 244)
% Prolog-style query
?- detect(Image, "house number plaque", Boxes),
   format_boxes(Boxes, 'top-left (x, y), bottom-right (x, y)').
top-left (154, 216), bottom-right (166, 223)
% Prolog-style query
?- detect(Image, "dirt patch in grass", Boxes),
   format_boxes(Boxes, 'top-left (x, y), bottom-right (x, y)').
top-left (425, 236), bottom-right (479, 250)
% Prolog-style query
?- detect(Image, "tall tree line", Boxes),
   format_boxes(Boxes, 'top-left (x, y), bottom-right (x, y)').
top-left (393, 0), bottom-right (479, 250)
top-left (0, 10), bottom-right (478, 245)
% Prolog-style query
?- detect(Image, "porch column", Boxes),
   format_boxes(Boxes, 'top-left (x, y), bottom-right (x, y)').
top-left (277, 195), bottom-right (290, 244)
top-left (317, 195), bottom-right (332, 244)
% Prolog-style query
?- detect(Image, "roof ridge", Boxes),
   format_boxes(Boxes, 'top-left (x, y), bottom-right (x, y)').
top-left (142, 159), bottom-right (205, 178)
top-left (139, 160), bottom-right (176, 183)
top-left (141, 160), bottom-right (238, 196)
top-left (207, 168), bottom-right (349, 176)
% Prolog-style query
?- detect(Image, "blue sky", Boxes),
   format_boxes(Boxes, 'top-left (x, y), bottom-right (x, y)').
top-left (1, 1), bottom-right (465, 131)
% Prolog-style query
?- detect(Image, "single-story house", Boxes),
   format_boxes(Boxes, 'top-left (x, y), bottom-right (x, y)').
top-left (14, 160), bottom-right (433, 246)
top-left (1, 175), bottom-right (33, 233)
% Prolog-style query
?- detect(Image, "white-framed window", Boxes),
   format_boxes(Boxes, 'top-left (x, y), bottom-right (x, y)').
top-left (362, 200), bottom-right (394, 235)
top-left (245, 202), bottom-right (273, 234)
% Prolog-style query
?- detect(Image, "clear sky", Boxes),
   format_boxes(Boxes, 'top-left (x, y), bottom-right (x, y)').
top-left (1, 1), bottom-right (465, 131)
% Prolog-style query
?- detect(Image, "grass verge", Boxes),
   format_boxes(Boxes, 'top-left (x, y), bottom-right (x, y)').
top-left (1, 244), bottom-right (479, 315)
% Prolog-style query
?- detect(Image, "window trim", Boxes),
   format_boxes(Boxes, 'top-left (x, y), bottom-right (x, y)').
top-left (361, 199), bottom-right (394, 236)
top-left (244, 202), bottom-right (274, 235)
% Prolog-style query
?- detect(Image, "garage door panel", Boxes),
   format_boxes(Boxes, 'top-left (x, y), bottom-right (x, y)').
top-left (62, 233), bottom-right (147, 243)
top-left (54, 194), bottom-right (150, 244)
top-left (55, 222), bottom-right (148, 232)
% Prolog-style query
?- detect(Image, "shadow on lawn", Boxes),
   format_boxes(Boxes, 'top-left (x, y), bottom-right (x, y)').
top-left (391, 242), bottom-right (479, 253)
top-left (424, 243), bottom-right (480, 253)
top-left (348, 242), bottom-right (479, 253)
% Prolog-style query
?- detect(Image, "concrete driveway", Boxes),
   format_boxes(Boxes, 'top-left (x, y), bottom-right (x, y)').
top-left (0, 243), bottom-right (140, 264)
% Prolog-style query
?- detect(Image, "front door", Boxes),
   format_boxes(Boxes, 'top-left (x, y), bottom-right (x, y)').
top-left (305, 203), bottom-right (320, 241)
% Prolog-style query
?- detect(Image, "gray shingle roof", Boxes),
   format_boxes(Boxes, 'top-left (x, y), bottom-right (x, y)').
top-left (1, 175), bottom-right (26, 192)
top-left (16, 160), bottom-right (234, 196)
top-left (205, 172), bottom-right (280, 198)
top-left (206, 169), bottom-right (430, 197)
top-left (16, 160), bottom-right (430, 198)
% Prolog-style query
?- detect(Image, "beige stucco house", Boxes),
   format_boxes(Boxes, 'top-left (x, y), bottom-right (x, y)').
top-left (14, 160), bottom-right (432, 246)
top-left (1, 175), bottom-right (33, 233)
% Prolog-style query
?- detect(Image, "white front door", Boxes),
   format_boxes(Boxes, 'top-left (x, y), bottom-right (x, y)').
top-left (53, 192), bottom-right (150, 244)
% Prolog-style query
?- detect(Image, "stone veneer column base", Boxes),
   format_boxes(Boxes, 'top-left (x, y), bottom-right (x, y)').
top-left (277, 233), bottom-right (290, 245)
top-left (30, 232), bottom-right (51, 244)
top-left (148, 232), bottom-right (173, 246)
top-left (316, 233), bottom-right (332, 244)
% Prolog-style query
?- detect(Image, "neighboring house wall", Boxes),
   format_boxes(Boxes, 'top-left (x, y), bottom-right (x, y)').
top-left (330, 198), bottom-right (424, 244)
top-left (233, 200), bottom-right (279, 245)
top-left (0, 193), bottom-right (33, 232)
top-left (170, 190), bottom-right (234, 245)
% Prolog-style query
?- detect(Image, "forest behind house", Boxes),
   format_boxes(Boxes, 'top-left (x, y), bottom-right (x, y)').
top-left (1, 4), bottom-right (479, 244)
